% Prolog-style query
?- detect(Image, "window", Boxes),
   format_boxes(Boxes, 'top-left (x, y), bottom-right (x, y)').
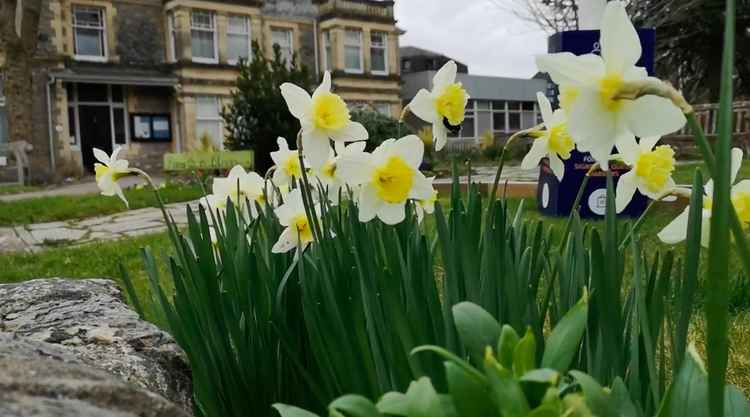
top-left (521, 101), bottom-right (537, 129)
top-left (72, 6), bottom-right (107, 60)
top-left (191, 10), bottom-right (217, 63)
top-left (344, 29), bottom-right (363, 73)
top-left (491, 101), bottom-right (506, 133)
top-left (374, 102), bottom-right (391, 116)
top-left (167, 13), bottom-right (177, 62)
top-left (322, 31), bottom-right (332, 71)
top-left (227, 15), bottom-right (251, 64)
top-left (196, 96), bottom-right (223, 149)
top-left (271, 28), bottom-right (294, 66)
top-left (370, 31), bottom-right (387, 75)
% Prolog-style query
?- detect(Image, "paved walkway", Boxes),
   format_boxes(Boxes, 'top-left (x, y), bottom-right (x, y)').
top-left (0, 200), bottom-right (198, 254)
top-left (0, 176), bottom-right (165, 202)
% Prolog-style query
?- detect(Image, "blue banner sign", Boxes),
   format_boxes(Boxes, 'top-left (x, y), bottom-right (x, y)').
top-left (537, 29), bottom-right (656, 218)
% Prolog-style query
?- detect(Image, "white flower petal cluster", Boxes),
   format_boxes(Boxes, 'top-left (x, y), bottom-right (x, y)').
top-left (93, 147), bottom-right (132, 207)
top-left (407, 61), bottom-right (470, 151)
top-left (338, 135), bottom-right (434, 225)
top-left (615, 136), bottom-right (676, 213)
top-left (521, 93), bottom-right (574, 181)
top-left (535, 1), bottom-right (686, 171)
top-left (272, 188), bottom-right (320, 254)
top-left (280, 71), bottom-right (368, 168)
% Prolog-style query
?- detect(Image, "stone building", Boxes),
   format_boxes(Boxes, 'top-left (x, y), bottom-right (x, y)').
top-left (0, 0), bottom-right (401, 182)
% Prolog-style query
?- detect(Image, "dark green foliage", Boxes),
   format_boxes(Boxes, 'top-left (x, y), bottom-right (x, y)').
top-left (350, 110), bottom-right (411, 152)
top-left (222, 42), bottom-right (314, 174)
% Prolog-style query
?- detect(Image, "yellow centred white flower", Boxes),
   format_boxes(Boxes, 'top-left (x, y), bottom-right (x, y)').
top-left (337, 135), bottom-right (433, 225)
top-left (615, 136), bottom-right (676, 213)
top-left (212, 165), bottom-right (267, 218)
top-left (280, 71), bottom-right (368, 168)
top-left (406, 60), bottom-right (470, 151)
top-left (272, 188), bottom-right (320, 254)
top-left (521, 92), bottom-right (575, 180)
top-left (93, 147), bottom-right (132, 207)
top-left (271, 137), bottom-right (304, 187)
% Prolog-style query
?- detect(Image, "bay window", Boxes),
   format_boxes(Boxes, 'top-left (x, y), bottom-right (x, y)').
top-left (344, 29), bottom-right (363, 73)
top-left (370, 31), bottom-right (388, 75)
top-left (191, 10), bottom-right (217, 63)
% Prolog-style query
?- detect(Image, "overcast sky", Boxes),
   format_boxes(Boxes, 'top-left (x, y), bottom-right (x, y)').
top-left (394, 0), bottom-right (549, 78)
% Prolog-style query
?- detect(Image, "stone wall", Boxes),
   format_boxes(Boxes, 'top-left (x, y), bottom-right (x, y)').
top-left (115, 0), bottom-right (166, 67)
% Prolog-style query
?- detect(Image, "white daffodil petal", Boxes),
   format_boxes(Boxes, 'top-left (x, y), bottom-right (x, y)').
top-left (378, 202), bottom-right (406, 225)
top-left (658, 207), bottom-right (690, 244)
top-left (392, 135), bottom-right (424, 168)
top-left (549, 153), bottom-right (565, 181)
top-left (733, 179), bottom-right (750, 195)
top-left (615, 171), bottom-right (637, 213)
top-left (569, 90), bottom-right (617, 149)
top-left (313, 71), bottom-right (332, 98)
top-left (731, 147), bottom-right (744, 184)
top-left (535, 53), bottom-right (605, 87)
top-left (639, 136), bottom-right (662, 153)
top-left (358, 185), bottom-right (380, 222)
top-left (345, 141), bottom-right (367, 154)
top-left (302, 130), bottom-right (331, 168)
top-left (272, 227), bottom-right (299, 254)
top-left (408, 89), bottom-right (439, 123)
top-left (338, 152), bottom-right (375, 186)
top-left (433, 121), bottom-right (448, 152)
top-left (280, 83), bottom-right (312, 120)
top-left (600, 1), bottom-right (642, 74)
top-left (521, 138), bottom-right (549, 170)
top-left (110, 146), bottom-right (122, 162)
top-left (408, 172), bottom-right (434, 201)
top-left (615, 133), bottom-right (640, 165)
top-left (330, 121), bottom-right (369, 143)
top-left (536, 92), bottom-right (554, 125)
top-left (624, 96), bottom-right (686, 138)
top-left (93, 148), bottom-right (111, 165)
top-left (432, 60), bottom-right (457, 92)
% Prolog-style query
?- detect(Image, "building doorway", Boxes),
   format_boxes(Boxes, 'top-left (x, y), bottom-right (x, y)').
top-left (79, 105), bottom-right (112, 171)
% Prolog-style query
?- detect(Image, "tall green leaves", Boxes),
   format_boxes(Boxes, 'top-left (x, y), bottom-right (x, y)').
top-left (706, 1), bottom-right (736, 417)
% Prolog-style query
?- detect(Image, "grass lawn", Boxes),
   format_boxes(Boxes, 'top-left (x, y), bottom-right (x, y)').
top-left (0, 184), bottom-right (42, 195)
top-left (0, 183), bottom-right (205, 226)
top-left (673, 158), bottom-right (750, 185)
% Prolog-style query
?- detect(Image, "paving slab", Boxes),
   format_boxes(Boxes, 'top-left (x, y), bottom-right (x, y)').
top-left (30, 227), bottom-right (88, 243)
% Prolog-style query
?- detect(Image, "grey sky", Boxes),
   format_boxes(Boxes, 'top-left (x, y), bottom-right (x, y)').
top-left (394, 0), bottom-right (549, 78)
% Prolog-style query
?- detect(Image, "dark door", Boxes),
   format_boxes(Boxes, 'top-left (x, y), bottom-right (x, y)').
top-left (79, 106), bottom-right (112, 173)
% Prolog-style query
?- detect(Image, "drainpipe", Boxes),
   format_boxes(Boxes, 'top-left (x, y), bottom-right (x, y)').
top-left (46, 74), bottom-right (56, 176)
top-left (313, 18), bottom-right (320, 78)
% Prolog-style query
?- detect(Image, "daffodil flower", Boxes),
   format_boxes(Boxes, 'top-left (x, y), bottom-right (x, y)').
top-left (658, 148), bottom-right (744, 247)
top-left (213, 165), bottom-right (267, 218)
top-left (415, 177), bottom-right (438, 224)
top-left (271, 137), bottom-right (305, 187)
top-left (535, 1), bottom-right (685, 170)
top-left (407, 60), bottom-right (470, 151)
top-left (338, 135), bottom-right (433, 225)
top-left (280, 71), bottom-right (368, 168)
top-left (521, 92), bottom-right (575, 180)
top-left (272, 188), bottom-right (320, 254)
top-left (314, 141), bottom-right (367, 205)
top-left (93, 147), bottom-right (132, 207)
top-left (615, 136), bottom-right (677, 213)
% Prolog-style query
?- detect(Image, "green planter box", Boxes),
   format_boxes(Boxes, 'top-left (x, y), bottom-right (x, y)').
top-left (163, 150), bottom-right (254, 172)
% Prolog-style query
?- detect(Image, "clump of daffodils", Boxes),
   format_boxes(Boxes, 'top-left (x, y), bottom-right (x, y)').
top-left (280, 71), bottom-right (368, 168)
top-left (535, 1), bottom-right (686, 170)
top-left (406, 60), bottom-right (470, 151)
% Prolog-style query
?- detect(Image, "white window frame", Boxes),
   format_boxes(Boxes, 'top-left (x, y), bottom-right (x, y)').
top-left (167, 12), bottom-right (177, 62)
top-left (191, 10), bottom-right (218, 64)
top-left (322, 30), bottom-right (332, 72)
top-left (72, 5), bottom-right (108, 62)
top-left (344, 29), bottom-right (364, 74)
top-left (227, 15), bottom-right (252, 65)
top-left (195, 96), bottom-right (224, 150)
top-left (370, 31), bottom-right (388, 75)
top-left (271, 28), bottom-right (294, 67)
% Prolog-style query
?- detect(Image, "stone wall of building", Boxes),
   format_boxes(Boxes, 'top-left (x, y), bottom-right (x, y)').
top-left (115, 0), bottom-right (166, 67)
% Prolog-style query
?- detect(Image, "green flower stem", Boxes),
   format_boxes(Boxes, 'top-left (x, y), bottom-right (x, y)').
top-left (489, 124), bottom-right (544, 202)
top-left (559, 164), bottom-right (598, 249)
